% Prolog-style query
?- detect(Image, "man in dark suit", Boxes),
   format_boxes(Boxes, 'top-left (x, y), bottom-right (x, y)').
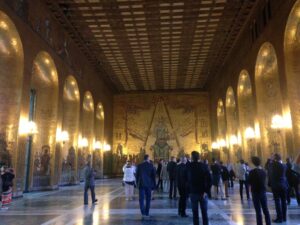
top-left (156, 159), bottom-right (163, 191)
top-left (187, 151), bottom-right (211, 225)
top-left (167, 156), bottom-right (177, 199)
top-left (270, 153), bottom-right (288, 223)
top-left (176, 156), bottom-right (188, 217)
top-left (136, 154), bottom-right (156, 219)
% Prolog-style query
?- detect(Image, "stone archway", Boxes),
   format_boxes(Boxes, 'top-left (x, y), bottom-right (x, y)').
top-left (94, 103), bottom-right (104, 178)
top-left (0, 11), bottom-right (24, 170)
top-left (284, 0), bottom-right (300, 159)
top-left (30, 51), bottom-right (59, 190)
top-left (217, 99), bottom-right (227, 161)
top-left (255, 42), bottom-right (286, 160)
top-left (225, 87), bottom-right (239, 162)
top-left (78, 91), bottom-right (94, 180)
top-left (60, 76), bottom-right (80, 185)
top-left (237, 70), bottom-right (258, 160)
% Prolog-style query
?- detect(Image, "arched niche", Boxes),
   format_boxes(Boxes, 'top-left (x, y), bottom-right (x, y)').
top-left (284, 1), bottom-right (300, 158)
top-left (60, 76), bottom-right (80, 185)
top-left (237, 70), bottom-right (257, 160)
top-left (217, 99), bottom-right (227, 160)
top-left (94, 102), bottom-right (104, 178)
top-left (0, 11), bottom-right (24, 169)
top-left (225, 87), bottom-right (239, 162)
top-left (30, 51), bottom-right (59, 190)
top-left (78, 91), bottom-right (94, 180)
top-left (255, 42), bottom-right (286, 160)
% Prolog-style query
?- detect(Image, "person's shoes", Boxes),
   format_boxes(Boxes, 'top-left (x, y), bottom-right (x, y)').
top-left (169, 196), bottom-right (172, 199)
top-left (142, 215), bottom-right (150, 220)
top-left (181, 214), bottom-right (188, 218)
top-left (92, 199), bottom-right (98, 204)
top-left (272, 218), bottom-right (283, 223)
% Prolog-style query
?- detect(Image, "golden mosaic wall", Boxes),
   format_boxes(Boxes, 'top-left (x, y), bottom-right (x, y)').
top-left (113, 92), bottom-right (211, 161)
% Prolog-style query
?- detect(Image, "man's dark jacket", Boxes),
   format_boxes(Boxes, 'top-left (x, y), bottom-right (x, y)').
top-left (136, 161), bottom-right (156, 189)
top-left (167, 161), bottom-right (177, 180)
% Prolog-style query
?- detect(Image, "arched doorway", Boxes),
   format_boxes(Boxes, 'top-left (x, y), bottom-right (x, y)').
top-left (225, 87), bottom-right (239, 162)
top-left (60, 76), bottom-right (80, 185)
top-left (78, 91), bottom-right (94, 180)
top-left (94, 103), bottom-right (104, 178)
top-left (284, 0), bottom-right (300, 158)
top-left (237, 70), bottom-right (258, 160)
top-left (255, 42), bottom-right (286, 161)
top-left (217, 99), bottom-right (227, 161)
top-left (30, 51), bottom-right (59, 190)
top-left (0, 11), bottom-right (24, 171)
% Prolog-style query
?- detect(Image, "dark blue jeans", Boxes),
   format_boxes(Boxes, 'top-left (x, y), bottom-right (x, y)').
top-left (84, 185), bottom-right (96, 205)
top-left (139, 187), bottom-right (152, 216)
top-left (190, 193), bottom-right (208, 225)
top-left (272, 187), bottom-right (287, 221)
top-left (252, 191), bottom-right (271, 225)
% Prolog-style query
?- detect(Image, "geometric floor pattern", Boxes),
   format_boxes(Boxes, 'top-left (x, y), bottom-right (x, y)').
top-left (1, 179), bottom-right (300, 225)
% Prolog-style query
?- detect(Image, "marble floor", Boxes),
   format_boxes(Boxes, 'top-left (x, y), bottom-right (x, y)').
top-left (0, 179), bottom-right (300, 225)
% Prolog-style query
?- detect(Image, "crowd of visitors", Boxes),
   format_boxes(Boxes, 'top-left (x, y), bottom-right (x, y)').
top-left (120, 151), bottom-right (300, 225)
top-left (0, 166), bottom-right (15, 210)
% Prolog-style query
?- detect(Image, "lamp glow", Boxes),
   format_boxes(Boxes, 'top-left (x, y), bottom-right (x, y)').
top-left (19, 120), bottom-right (38, 135)
top-left (211, 141), bottom-right (220, 149)
top-left (79, 138), bottom-right (89, 148)
top-left (271, 114), bottom-right (285, 129)
top-left (57, 130), bottom-right (69, 143)
top-left (245, 127), bottom-right (255, 139)
top-left (218, 139), bottom-right (227, 148)
top-left (229, 135), bottom-right (238, 145)
top-left (94, 141), bottom-right (102, 150)
top-left (103, 143), bottom-right (111, 152)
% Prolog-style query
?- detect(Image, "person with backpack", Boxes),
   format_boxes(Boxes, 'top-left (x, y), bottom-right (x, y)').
top-left (83, 160), bottom-right (98, 205)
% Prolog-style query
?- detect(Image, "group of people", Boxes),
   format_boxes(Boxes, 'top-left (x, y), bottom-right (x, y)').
top-left (119, 152), bottom-right (300, 225)
top-left (0, 166), bottom-right (15, 210)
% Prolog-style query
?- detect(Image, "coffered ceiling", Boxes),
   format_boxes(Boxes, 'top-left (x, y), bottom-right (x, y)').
top-left (46, 0), bottom-right (257, 92)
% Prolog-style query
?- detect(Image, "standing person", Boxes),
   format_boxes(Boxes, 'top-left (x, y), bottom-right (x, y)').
top-left (176, 156), bottom-right (188, 217)
top-left (228, 162), bottom-right (235, 188)
top-left (270, 153), bottom-right (288, 223)
top-left (220, 161), bottom-right (230, 198)
top-left (156, 159), bottom-right (163, 191)
top-left (161, 161), bottom-right (169, 193)
top-left (204, 159), bottom-right (212, 199)
top-left (248, 156), bottom-right (271, 225)
top-left (237, 159), bottom-right (250, 201)
top-left (83, 160), bottom-right (97, 205)
top-left (1, 168), bottom-right (15, 210)
top-left (211, 159), bottom-right (225, 200)
top-left (123, 160), bottom-right (136, 201)
top-left (136, 154), bottom-right (156, 219)
top-left (286, 158), bottom-right (300, 205)
top-left (167, 156), bottom-right (177, 199)
top-left (187, 151), bottom-right (211, 225)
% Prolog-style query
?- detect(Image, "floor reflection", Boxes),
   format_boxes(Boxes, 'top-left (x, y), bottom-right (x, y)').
top-left (0, 179), bottom-right (300, 225)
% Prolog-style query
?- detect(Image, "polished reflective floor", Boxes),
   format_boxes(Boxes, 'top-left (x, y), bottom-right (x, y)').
top-left (1, 179), bottom-right (300, 225)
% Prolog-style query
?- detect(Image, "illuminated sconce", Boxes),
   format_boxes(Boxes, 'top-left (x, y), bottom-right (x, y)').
top-left (229, 135), bottom-right (238, 145)
top-left (245, 127), bottom-right (255, 140)
top-left (271, 114), bottom-right (285, 129)
top-left (19, 120), bottom-right (38, 136)
top-left (103, 143), bottom-right (111, 152)
top-left (211, 141), bottom-right (220, 149)
top-left (57, 130), bottom-right (69, 144)
top-left (79, 137), bottom-right (89, 148)
top-left (94, 141), bottom-right (102, 150)
top-left (218, 139), bottom-right (227, 148)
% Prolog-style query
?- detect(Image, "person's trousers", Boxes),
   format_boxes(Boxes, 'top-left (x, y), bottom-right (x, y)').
top-left (163, 180), bottom-right (169, 193)
top-left (156, 178), bottom-right (163, 191)
top-left (252, 191), bottom-right (271, 225)
top-left (190, 193), bottom-right (209, 225)
top-left (273, 187), bottom-right (287, 221)
top-left (223, 180), bottom-right (229, 197)
top-left (239, 180), bottom-right (250, 200)
top-left (229, 177), bottom-right (234, 187)
top-left (214, 179), bottom-right (224, 199)
top-left (169, 179), bottom-right (177, 198)
top-left (178, 187), bottom-right (187, 216)
top-left (287, 184), bottom-right (300, 205)
top-left (84, 185), bottom-right (96, 204)
top-left (139, 187), bottom-right (152, 216)
top-left (125, 183), bottom-right (134, 199)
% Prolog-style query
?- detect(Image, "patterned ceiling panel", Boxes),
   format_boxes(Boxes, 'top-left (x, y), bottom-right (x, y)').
top-left (46, 0), bottom-right (257, 92)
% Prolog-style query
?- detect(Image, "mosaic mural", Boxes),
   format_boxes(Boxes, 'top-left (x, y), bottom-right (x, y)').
top-left (113, 92), bottom-right (211, 163)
